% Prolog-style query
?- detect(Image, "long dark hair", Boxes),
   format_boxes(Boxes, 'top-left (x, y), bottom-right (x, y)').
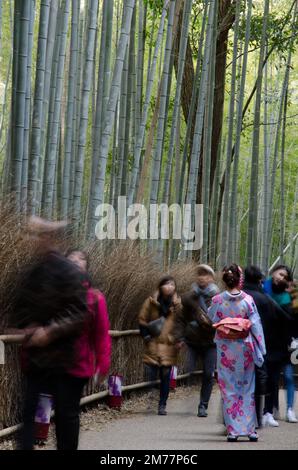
top-left (157, 275), bottom-right (177, 295)
top-left (12, 251), bottom-right (88, 370)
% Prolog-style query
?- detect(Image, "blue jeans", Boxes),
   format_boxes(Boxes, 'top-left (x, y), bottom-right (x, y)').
top-left (284, 363), bottom-right (296, 409)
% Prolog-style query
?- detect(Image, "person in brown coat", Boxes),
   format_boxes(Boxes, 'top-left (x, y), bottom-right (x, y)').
top-left (138, 275), bottom-right (181, 415)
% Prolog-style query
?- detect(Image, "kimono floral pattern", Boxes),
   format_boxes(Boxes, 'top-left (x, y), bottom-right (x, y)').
top-left (208, 291), bottom-right (266, 437)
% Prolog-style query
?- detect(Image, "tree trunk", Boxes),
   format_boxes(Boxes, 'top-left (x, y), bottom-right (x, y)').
top-left (196, 0), bottom-right (235, 206)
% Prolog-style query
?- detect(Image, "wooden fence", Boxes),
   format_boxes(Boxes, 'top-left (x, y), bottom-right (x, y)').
top-left (0, 329), bottom-right (192, 433)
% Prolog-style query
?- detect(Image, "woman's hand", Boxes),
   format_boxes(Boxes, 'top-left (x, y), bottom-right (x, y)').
top-left (25, 327), bottom-right (51, 348)
top-left (93, 372), bottom-right (106, 387)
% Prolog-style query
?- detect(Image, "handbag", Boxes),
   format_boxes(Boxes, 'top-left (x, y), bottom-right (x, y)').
top-left (146, 316), bottom-right (166, 337)
top-left (213, 317), bottom-right (252, 340)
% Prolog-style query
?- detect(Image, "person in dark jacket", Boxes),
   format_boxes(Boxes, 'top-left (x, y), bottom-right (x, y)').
top-left (244, 265), bottom-right (297, 427)
top-left (11, 217), bottom-right (94, 450)
top-left (263, 265), bottom-right (298, 424)
top-left (243, 266), bottom-right (271, 427)
top-left (174, 283), bottom-right (217, 418)
top-left (187, 264), bottom-right (219, 417)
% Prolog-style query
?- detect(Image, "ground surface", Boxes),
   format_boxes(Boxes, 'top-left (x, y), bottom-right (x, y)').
top-left (1, 385), bottom-right (297, 450)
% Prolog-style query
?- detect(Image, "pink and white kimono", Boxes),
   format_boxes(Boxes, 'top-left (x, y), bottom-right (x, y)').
top-left (208, 291), bottom-right (266, 437)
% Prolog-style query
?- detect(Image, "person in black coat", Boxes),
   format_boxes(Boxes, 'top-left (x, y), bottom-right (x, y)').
top-left (173, 290), bottom-right (216, 418)
top-left (243, 265), bottom-right (294, 428)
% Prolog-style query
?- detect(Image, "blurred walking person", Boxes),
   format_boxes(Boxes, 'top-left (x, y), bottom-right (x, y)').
top-left (263, 265), bottom-right (298, 424)
top-left (138, 275), bottom-right (181, 416)
top-left (174, 288), bottom-right (217, 418)
top-left (12, 218), bottom-right (111, 450)
top-left (66, 249), bottom-right (111, 390)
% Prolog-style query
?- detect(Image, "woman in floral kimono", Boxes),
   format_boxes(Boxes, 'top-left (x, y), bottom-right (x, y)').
top-left (207, 264), bottom-right (266, 442)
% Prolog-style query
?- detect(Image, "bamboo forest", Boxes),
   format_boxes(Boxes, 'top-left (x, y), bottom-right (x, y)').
top-left (0, 0), bottom-right (297, 274)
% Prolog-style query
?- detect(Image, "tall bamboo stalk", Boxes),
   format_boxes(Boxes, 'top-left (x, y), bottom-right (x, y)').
top-left (89, 0), bottom-right (114, 214)
top-left (28, 0), bottom-right (51, 214)
top-left (61, 0), bottom-right (79, 219)
top-left (162, 0), bottom-right (192, 206)
top-left (135, 0), bottom-right (146, 146)
top-left (121, 6), bottom-right (136, 197)
top-left (279, 84), bottom-right (288, 263)
top-left (185, 0), bottom-right (213, 210)
top-left (11, 0), bottom-right (30, 210)
top-left (89, 0), bottom-right (136, 237)
top-left (220, 0), bottom-right (241, 266)
top-left (246, 0), bottom-right (270, 266)
top-left (128, 0), bottom-right (170, 206)
top-left (42, 0), bottom-right (70, 218)
top-left (38, 0), bottom-right (59, 209)
top-left (21, 0), bottom-right (35, 211)
top-left (72, 0), bottom-right (99, 228)
top-left (149, 0), bottom-right (175, 207)
top-left (201, 0), bottom-right (218, 263)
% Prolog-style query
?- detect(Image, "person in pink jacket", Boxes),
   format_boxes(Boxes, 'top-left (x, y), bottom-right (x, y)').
top-left (66, 249), bottom-right (111, 384)
top-left (16, 241), bottom-right (111, 450)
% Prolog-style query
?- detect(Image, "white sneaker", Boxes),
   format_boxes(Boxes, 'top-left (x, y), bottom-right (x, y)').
top-left (261, 413), bottom-right (268, 426)
top-left (273, 407), bottom-right (280, 420)
top-left (286, 408), bottom-right (298, 423)
top-left (262, 412), bottom-right (279, 427)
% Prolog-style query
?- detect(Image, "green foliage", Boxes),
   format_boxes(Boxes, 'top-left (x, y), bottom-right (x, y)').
top-left (239, 10), bottom-right (298, 54)
top-left (144, 0), bottom-right (164, 14)
top-left (0, 0), bottom-right (297, 272)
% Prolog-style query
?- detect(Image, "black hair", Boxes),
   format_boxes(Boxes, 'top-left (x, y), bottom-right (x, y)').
top-left (12, 251), bottom-right (88, 370)
top-left (157, 275), bottom-right (177, 292)
top-left (222, 264), bottom-right (241, 289)
top-left (244, 265), bottom-right (264, 284)
top-left (271, 264), bottom-right (293, 282)
top-left (181, 291), bottom-right (200, 313)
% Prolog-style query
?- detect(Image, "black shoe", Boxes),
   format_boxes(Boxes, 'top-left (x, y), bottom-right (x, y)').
top-left (35, 439), bottom-right (46, 446)
top-left (197, 405), bottom-right (208, 417)
top-left (158, 405), bottom-right (167, 416)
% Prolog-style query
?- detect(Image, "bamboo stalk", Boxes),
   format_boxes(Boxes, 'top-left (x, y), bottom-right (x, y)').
top-left (72, 0), bottom-right (99, 228)
top-left (201, 0), bottom-right (218, 263)
top-left (61, 0), bottom-right (79, 219)
top-left (128, 0), bottom-right (170, 206)
top-left (88, 0), bottom-right (136, 237)
top-left (42, 0), bottom-right (70, 219)
top-left (28, 0), bottom-right (50, 214)
top-left (246, 0), bottom-right (270, 266)
top-left (11, 0), bottom-right (31, 210)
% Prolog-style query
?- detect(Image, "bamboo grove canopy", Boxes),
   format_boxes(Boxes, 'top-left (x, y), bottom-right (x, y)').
top-left (0, 0), bottom-right (297, 274)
